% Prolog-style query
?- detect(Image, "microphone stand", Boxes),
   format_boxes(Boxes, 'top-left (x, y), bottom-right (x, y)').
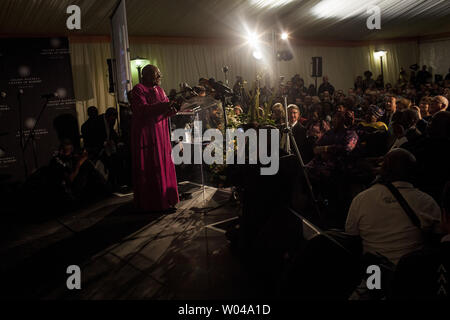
top-left (22, 96), bottom-right (52, 172)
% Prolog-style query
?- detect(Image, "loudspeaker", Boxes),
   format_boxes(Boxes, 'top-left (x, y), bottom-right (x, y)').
top-left (312, 57), bottom-right (322, 77)
top-left (107, 59), bottom-right (115, 93)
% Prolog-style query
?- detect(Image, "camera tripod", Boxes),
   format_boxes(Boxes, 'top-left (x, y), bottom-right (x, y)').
top-left (281, 95), bottom-right (323, 222)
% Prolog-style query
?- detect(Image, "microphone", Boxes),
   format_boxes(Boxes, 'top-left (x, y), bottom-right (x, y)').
top-left (182, 83), bottom-right (198, 96)
top-left (41, 92), bottom-right (58, 99)
top-left (208, 78), bottom-right (233, 95)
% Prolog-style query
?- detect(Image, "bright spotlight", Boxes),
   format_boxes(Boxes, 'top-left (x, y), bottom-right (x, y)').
top-left (374, 50), bottom-right (387, 59)
top-left (252, 50), bottom-right (263, 60)
top-left (281, 32), bottom-right (288, 40)
top-left (246, 32), bottom-right (259, 48)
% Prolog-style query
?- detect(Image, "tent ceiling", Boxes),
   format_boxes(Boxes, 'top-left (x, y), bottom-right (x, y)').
top-left (1, 0), bottom-right (449, 41)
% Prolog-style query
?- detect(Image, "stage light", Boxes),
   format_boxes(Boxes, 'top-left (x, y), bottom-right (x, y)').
top-left (374, 50), bottom-right (387, 87)
top-left (132, 56), bottom-right (147, 68)
top-left (131, 56), bottom-right (148, 83)
top-left (374, 50), bottom-right (387, 59)
top-left (253, 50), bottom-right (263, 60)
top-left (246, 32), bottom-right (260, 48)
top-left (135, 59), bottom-right (144, 68)
top-left (281, 32), bottom-right (289, 40)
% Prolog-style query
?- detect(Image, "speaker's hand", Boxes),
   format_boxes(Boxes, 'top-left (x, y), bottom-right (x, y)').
top-left (169, 96), bottom-right (185, 112)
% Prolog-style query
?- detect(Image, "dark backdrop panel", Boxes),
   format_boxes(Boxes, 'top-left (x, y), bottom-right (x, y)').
top-left (0, 37), bottom-right (77, 182)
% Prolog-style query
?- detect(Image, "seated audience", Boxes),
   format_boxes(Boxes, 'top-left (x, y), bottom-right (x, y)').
top-left (345, 148), bottom-right (441, 265)
top-left (271, 103), bottom-right (286, 126)
top-left (318, 76), bottom-right (335, 95)
top-left (380, 95), bottom-right (396, 127)
top-left (428, 95), bottom-right (449, 119)
top-left (359, 105), bottom-right (388, 131)
top-left (397, 98), bottom-right (412, 111)
top-left (389, 109), bottom-right (421, 151)
top-left (355, 105), bottom-right (389, 156)
top-left (305, 104), bottom-right (331, 143)
top-left (81, 106), bottom-right (99, 155)
top-left (48, 139), bottom-right (108, 204)
top-left (307, 111), bottom-right (358, 181)
top-left (403, 111), bottom-right (450, 202)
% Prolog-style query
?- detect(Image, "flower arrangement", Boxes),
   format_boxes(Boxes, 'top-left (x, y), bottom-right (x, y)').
top-left (207, 75), bottom-right (278, 187)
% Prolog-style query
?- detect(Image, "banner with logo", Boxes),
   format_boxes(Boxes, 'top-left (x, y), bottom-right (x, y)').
top-left (0, 37), bottom-right (77, 182)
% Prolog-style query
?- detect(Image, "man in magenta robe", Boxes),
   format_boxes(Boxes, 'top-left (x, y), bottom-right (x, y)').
top-left (129, 65), bottom-right (179, 212)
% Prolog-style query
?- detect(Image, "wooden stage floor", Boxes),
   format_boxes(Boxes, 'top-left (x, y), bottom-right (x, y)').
top-left (0, 182), bottom-right (257, 299)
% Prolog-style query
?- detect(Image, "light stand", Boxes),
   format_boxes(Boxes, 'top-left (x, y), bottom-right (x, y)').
top-left (374, 50), bottom-right (387, 88)
top-left (380, 55), bottom-right (384, 87)
top-left (283, 95), bottom-right (291, 154)
top-left (137, 65), bottom-right (142, 83)
top-left (131, 56), bottom-right (147, 84)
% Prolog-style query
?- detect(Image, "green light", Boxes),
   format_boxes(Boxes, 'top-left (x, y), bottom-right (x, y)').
top-left (131, 56), bottom-right (148, 68)
top-left (135, 59), bottom-right (144, 68)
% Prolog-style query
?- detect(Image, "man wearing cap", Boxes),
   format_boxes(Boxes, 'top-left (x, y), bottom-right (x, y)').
top-left (359, 105), bottom-right (388, 131)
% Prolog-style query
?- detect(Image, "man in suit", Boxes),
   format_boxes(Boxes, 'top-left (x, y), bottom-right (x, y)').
top-left (287, 104), bottom-right (313, 163)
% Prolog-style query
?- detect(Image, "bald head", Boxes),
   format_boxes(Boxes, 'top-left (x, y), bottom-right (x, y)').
top-left (142, 65), bottom-right (161, 86)
top-left (430, 95), bottom-right (448, 115)
top-left (381, 148), bottom-right (417, 183)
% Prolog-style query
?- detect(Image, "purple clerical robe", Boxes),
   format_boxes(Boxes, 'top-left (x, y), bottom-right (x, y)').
top-left (130, 83), bottom-right (179, 211)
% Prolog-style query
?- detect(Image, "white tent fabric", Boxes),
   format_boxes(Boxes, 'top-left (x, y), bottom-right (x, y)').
top-left (70, 38), bottom-right (448, 126)
top-left (419, 38), bottom-right (450, 76)
top-left (70, 42), bottom-right (117, 124)
top-left (2, 0), bottom-right (449, 41)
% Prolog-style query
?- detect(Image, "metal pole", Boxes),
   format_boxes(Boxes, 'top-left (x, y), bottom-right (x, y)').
top-left (137, 66), bottom-right (142, 83)
top-left (288, 130), bottom-right (323, 223)
top-left (195, 112), bottom-right (205, 203)
top-left (283, 95), bottom-right (291, 154)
